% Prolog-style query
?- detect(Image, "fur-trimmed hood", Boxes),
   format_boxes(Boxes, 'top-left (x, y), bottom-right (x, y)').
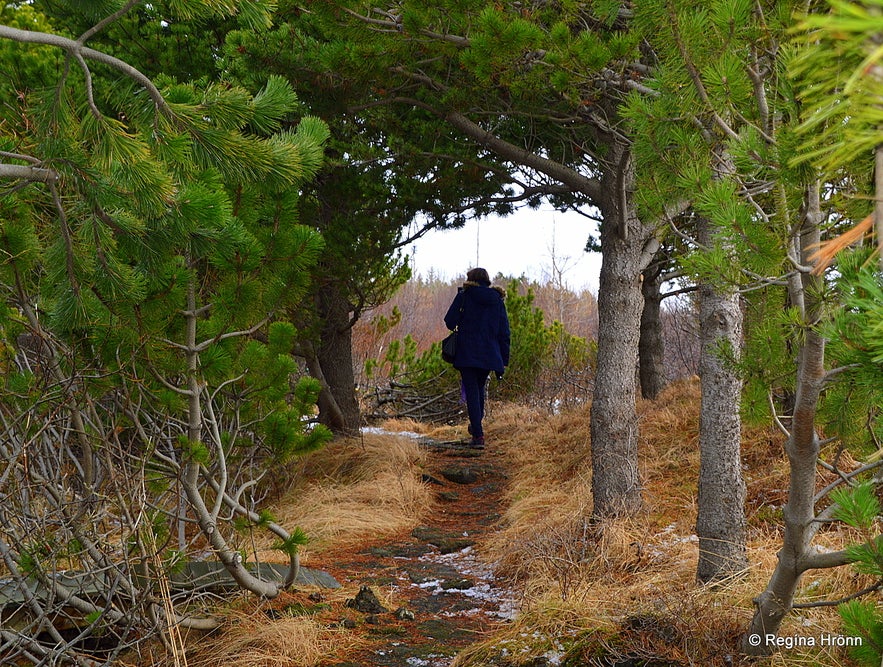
top-left (462, 280), bottom-right (507, 299)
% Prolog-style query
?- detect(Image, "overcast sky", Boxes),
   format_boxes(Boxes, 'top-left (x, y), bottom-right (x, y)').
top-left (405, 206), bottom-right (602, 293)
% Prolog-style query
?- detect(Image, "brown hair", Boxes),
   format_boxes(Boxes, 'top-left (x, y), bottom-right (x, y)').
top-left (466, 267), bottom-right (490, 285)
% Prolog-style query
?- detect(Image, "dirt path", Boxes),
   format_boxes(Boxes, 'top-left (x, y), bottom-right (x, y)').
top-left (320, 438), bottom-right (515, 667)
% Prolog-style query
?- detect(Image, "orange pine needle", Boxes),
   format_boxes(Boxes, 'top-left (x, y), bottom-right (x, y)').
top-left (808, 214), bottom-right (874, 275)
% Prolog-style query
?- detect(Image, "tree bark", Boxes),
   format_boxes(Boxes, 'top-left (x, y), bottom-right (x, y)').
top-left (181, 279), bottom-right (280, 598)
top-left (744, 183), bottom-right (825, 654)
top-left (639, 264), bottom-right (667, 400)
top-left (590, 143), bottom-right (656, 518)
top-left (695, 217), bottom-right (747, 583)
top-left (313, 280), bottom-right (361, 435)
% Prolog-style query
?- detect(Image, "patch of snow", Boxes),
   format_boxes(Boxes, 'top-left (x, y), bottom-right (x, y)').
top-left (496, 631), bottom-right (572, 665)
top-left (441, 607), bottom-right (482, 617)
top-left (415, 546), bottom-right (519, 621)
top-left (361, 426), bottom-right (426, 440)
top-left (543, 651), bottom-right (565, 665)
top-left (405, 656), bottom-right (450, 667)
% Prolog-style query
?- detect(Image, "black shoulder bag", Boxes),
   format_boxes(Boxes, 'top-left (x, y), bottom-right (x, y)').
top-left (441, 297), bottom-right (464, 364)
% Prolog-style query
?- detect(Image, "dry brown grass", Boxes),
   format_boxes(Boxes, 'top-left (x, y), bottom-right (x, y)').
top-left (174, 379), bottom-right (867, 667)
top-left (250, 430), bottom-right (434, 560)
top-left (168, 429), bottom-right (433, 667)
top-left (461, 377), bottom-right (866, 666)
top-left (184, 610), bottom-right (362, 667)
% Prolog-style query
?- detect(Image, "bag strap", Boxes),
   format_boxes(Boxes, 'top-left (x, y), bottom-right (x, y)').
top-left (454, 291), bottom-right (466, 331)
top-left (453, 293), bottom-right (465, 330)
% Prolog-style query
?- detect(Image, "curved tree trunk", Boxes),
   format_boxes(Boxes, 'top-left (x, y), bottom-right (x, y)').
top-left (303, 342), bottom-right (347, 430)
top-left (313, 281), bottom-right (361, 435)
top-left (743, 183), bottom-right (828, 654)
top-left (639, 264), bottom-right (667, 400)
top-left (590, 144), bottom-right (656, 518)
top-left (182, 280), bottom-right (281, 598)
top-left (695, 217), bottom-right (747, 583)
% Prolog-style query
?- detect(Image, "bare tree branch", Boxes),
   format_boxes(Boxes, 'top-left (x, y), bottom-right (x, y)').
top-left (0, 23), bottom-right (169, 113)
top-left (0, 163), bottom-right (58, 183)
top-left (792, 578), bottom-right (883, 609)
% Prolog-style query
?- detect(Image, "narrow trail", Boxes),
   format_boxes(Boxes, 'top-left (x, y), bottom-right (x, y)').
top-left (321, 438), bottom-right (516, 667)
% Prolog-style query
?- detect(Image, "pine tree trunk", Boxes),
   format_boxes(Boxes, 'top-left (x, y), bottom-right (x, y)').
top-left (743, 184), bottom-right (826, 654)
top-left (590, 145), bottom-right (655, 518)
top-left (314, 281), bottom-right (361, 435)
top-left (696, 219), bottom-right (747, 583)
top-left (744, 322), bottom-right (825, 654)
top-left (639, 265), bottom-right (666, 400)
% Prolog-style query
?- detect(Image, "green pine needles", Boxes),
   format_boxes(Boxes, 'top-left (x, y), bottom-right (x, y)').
top-left (831, 482), bottom-right (883, 664)
top-left (0, 2), bottom-right (334, 657)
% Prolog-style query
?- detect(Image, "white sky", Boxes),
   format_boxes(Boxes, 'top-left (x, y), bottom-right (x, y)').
top-left (405, 206), bottom-right (602, 293)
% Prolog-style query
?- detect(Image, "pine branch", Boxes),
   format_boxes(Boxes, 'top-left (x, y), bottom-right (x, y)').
top-left (767, 390), bottom-right (792, 438)
top-left (342, 6), bottom-right (470, 46)
top-left (162, 317), bottom-right (271, 354)
top-left (663, 4), bottom-right (739, 142)
top-left (813, 456), bottom-right (883, 505)
top-left (370, 74), bottom-right (606, 201)
top-left (49, 181), bottom-right (80, 297)
top-left (660, 284), bottom-right (698, 300)
top-left (72, 51), bottom-right (102, 119)
top-left (0, 150), bottom-right (41, 164)
top-left (823, 363), bottom-right (862, 384)
top-left (746, 61), bottom-right (775, 142)
top-left (147, 365), bottom-right (195, 397)
top-left (395, 183), bottom-right (575, 247)
top-left (792, 578), bottom-right (883, 609)
top-left (0, 163), bottom-right (58, 183)
top-left (600, 66), bottom-right (658, 97)
top-left (77, 0), bottom-right (142, 44)
top-left (443, 109), bottom-right (604, 201)
top-left (0, 24), bottom-right (169, 113)
top-left (800, 546), bottom-right (856, 571)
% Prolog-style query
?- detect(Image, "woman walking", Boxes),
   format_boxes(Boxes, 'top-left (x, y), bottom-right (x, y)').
top-left (444, 268), bottom-right (510, 449)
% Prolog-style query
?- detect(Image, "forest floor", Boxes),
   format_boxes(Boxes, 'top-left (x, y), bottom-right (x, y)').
top-left (185, 383), bottom-right (866, 667)
top-left (182, 432), bottom-right (520, 667)
top-left (322, 439), bottom-right (516, 666)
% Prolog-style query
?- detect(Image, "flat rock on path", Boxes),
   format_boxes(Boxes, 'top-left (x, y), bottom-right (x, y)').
top-left (323, 437), bottom-right (514, 667)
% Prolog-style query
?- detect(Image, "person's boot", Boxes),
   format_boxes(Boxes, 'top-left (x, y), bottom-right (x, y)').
top-left (469, 435), bottom-right (485, 450)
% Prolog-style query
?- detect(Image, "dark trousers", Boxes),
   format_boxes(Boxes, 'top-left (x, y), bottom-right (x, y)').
top-left (460, 367), bottom-right (490, 438)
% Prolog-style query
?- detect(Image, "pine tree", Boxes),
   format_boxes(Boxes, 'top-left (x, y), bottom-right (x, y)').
top-left (0, 2), bottom-right (331, 663)
top-left (625, 0), bottom-right (789, 584)
top-left (222, 5), bottom-right (529, 433)
top-left (271, 0), bottom-right (663, 519)
top-left (627, 0), bottom-right (883, 646)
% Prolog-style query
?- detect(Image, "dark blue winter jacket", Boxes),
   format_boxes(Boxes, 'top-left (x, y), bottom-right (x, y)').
top-left (444, 281), bottom-right (511, 374)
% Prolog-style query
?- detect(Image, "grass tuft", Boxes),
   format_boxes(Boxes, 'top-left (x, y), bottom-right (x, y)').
top-left (257, 431), bottom-right (434, 558)
top-left (185, 611), bottom-right (360, 667)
